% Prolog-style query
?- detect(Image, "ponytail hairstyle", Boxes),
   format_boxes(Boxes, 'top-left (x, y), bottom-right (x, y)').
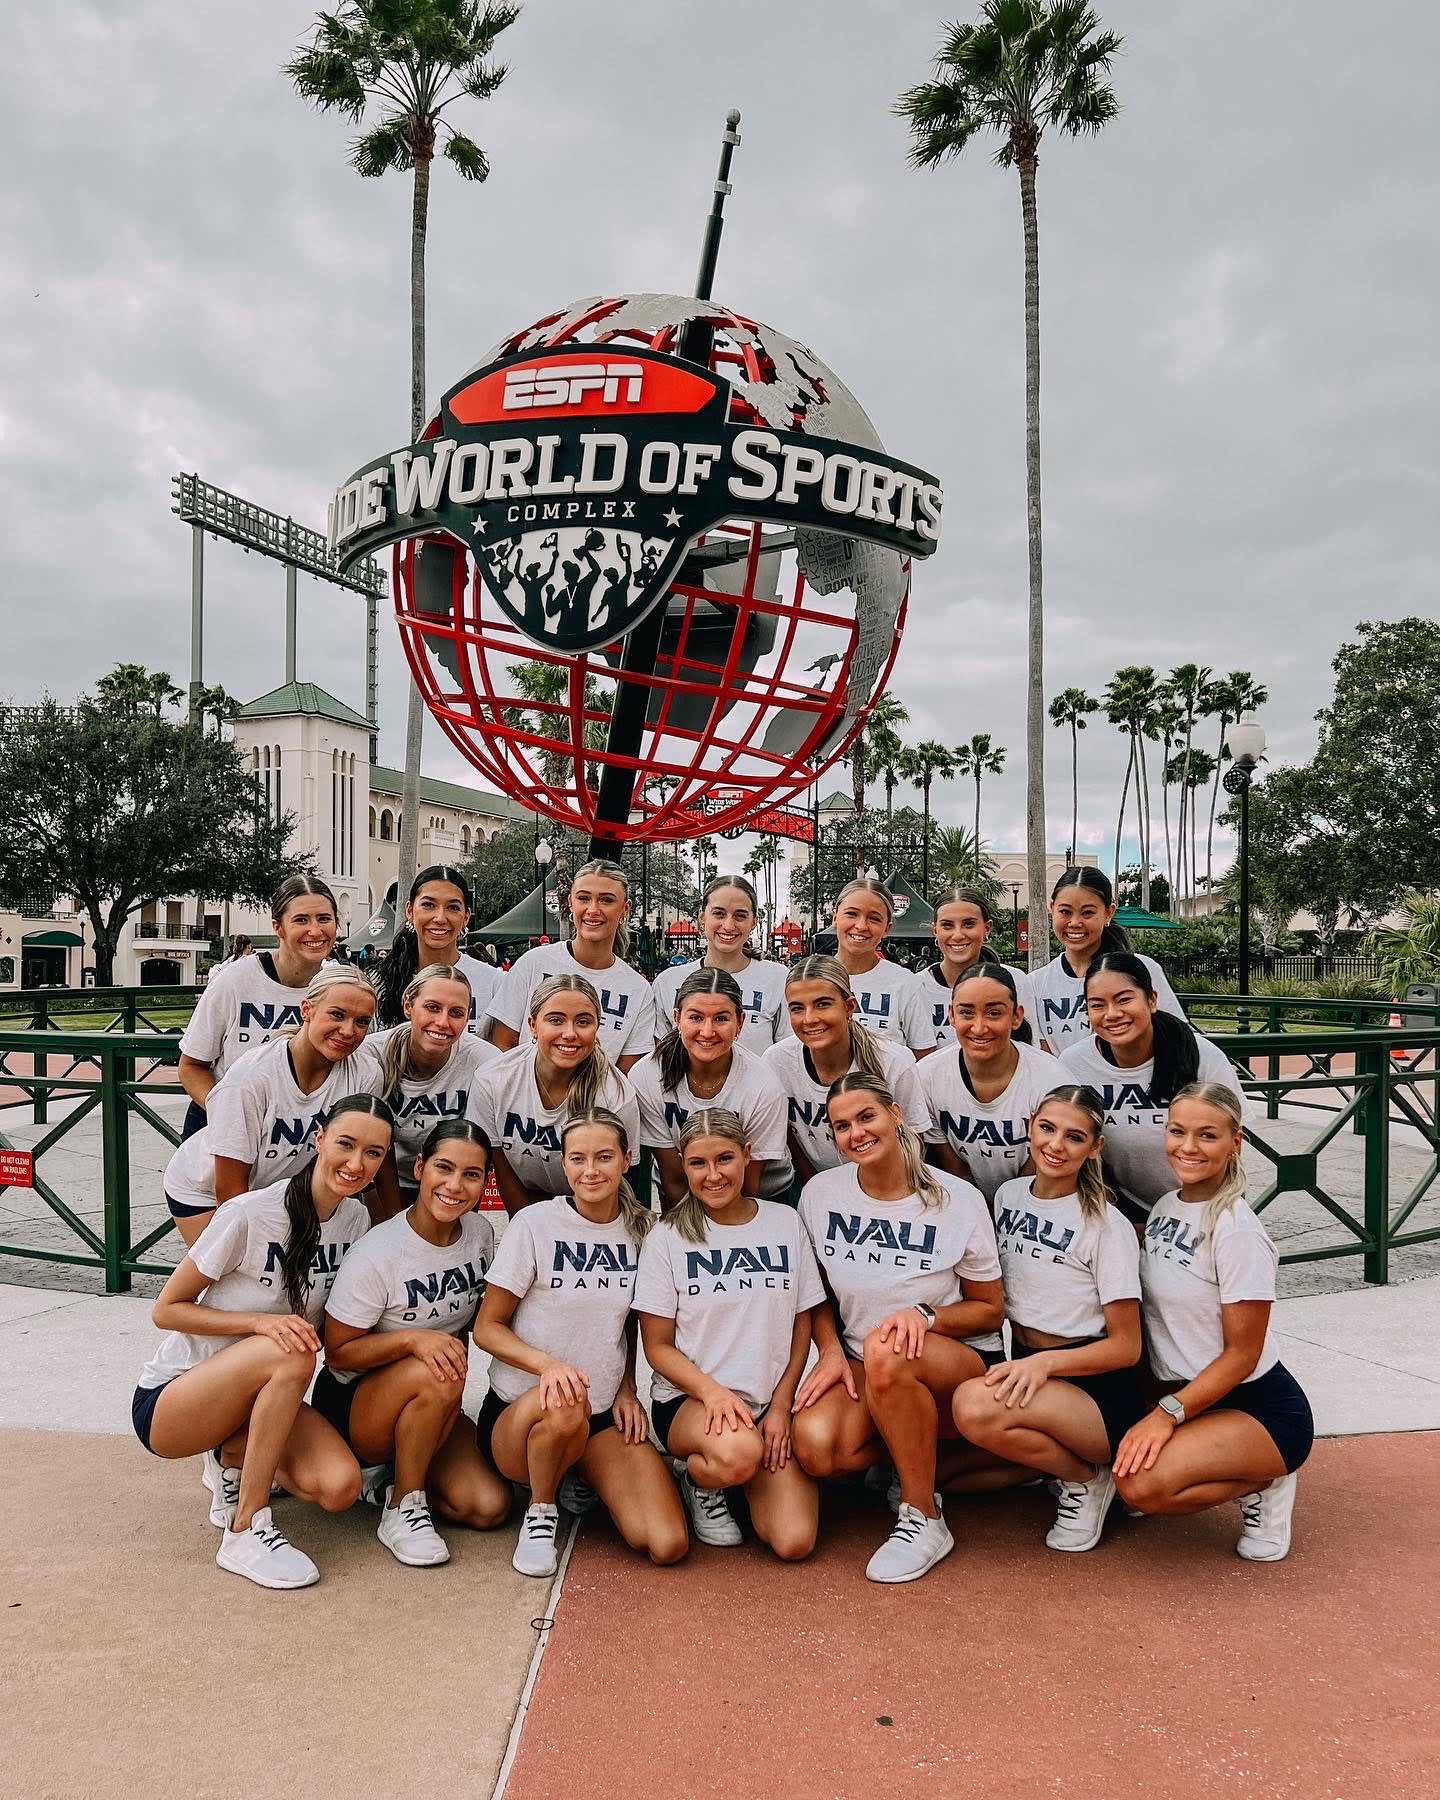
top-left (668, 1107), bottom-right (749, 1245)
top-left (825, 1071), bottom-right (945, 1207)
top-left (951, 961), bottom-right (1034, 1047)
top-left (700, 874), bottom-right (760, 959)
top-left (528, 971), bottom-right (615, 1115)
top-left (377, 965), bottom-right (472, 1100)
top-left (833, 875), bottom-right (895, 929)
top-left (657, 968), bottom-right (744, 1092)
top-left (281, 1093), bottom-right (394, 1311)
top-left (784, 955), bottom-right (886, 1082)
top-left (931, 885), bottom-right (1001, 966)
top-left (297, 967), bottom-right (377, 1051)
top-left (566, 858), bottom-right (633, 960)
top-left (1030, 1085), bottom-right (1115, 1224)
top-left (1049, 865), bottom-right (1132, 956)
top-left (561, 1108), bottom-right (653, 1243)
top-left (373, 865), bottom-right (474, 1026)
top-left (1169, 1082), bottom-right (1248, 1239)
top-left (1084, 953), bottom-right (1198, 1104)
top-left (271, 874), bottom-right (339, 929)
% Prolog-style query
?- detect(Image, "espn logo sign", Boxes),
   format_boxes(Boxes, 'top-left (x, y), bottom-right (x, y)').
top-left (503, 360), bottom-right (645, 411)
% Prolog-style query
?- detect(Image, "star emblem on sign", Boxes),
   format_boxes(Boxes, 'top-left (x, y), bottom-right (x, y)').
top-left (663, 508), bottom-right (682, 529)
top-left (472, 516), bottom-right (488, 536)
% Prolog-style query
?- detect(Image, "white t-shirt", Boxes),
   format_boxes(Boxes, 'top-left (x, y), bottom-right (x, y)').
top-left (180, 952), bottom-right (340, 1081)
top-left (781, 957), bottom-right (927, 1050)
top-left (455, 951), bottom-right (504, 1036)
top-left (355, 1026), bottom-right (500, 1186)
top-left (323, 1209), bottom-right (495, 1383)
top-left (484, 1195), bottom-right (643, 1410)
top-left (163, 1037), bottom-right (378, 1211)
top-left (920, 1043), bottom-right (1070, 1201)
top-left (1055, 1031), bottom-right (1244, 1209)
top-left (138, 1180), bottom-right (369, 1389)
top-left (631, 1043), bottom-right (792, 1198)
top-left (488, 940), bottom-right (656, 1060)
top-left (1029, 952), bottom-right (1185, 1052)
top-left (762, 1034), bottom-right (932, 1175)
top-left (1141, 1190), bottom-right (1279, 1382)
top-left (466, 1043), bottom-right (641, 1199)
top-left (798, 1163), bottom-right (1003, 1357)
top-left (635, 1201), bottom-right (825, 1412)
top-left (992, 1177), bottom-right (1141, 1341)
top-left (907, 960), bottom-right (1040, 1052)
top-left (652, 958), bottom-right (789, 1045)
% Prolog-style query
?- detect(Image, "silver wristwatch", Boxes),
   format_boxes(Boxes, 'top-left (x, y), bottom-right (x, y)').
top-left (1157, 1394), bottom-right (1185, 1424)
top-left (913, 1302), bottom-right (938, 1328)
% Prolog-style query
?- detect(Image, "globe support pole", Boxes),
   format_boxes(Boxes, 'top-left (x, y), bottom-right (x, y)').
top-left (588, 110), bottom-right (743, 860)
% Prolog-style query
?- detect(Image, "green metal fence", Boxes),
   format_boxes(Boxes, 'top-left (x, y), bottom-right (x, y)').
top-left (0, 991), bottom-right (1436, 1294)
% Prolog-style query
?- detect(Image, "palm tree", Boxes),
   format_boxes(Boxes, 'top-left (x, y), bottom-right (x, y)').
top-left (1166, 663), bottom-right (1212, 914)
top-left (1167, 748), bottom-right (1217, 911)
top-left (897, 739), bottom-right (956, 896)
top-left (288, 0), bottom-right (521, 896)
top-left (898, 2), bottom-right (1121, 967)
top-left (94, 664), bottom-right (183, 718)
top-left (504, 659), bottom-right (610, 895)
top-left (932, 825), bottom-right (1003, 899)
top-left (1146, 692), bottom-right (1182, 913)
top-left (865, 693), bottom-right (911, 834)
top-left (953, 732), bottom-right (1007, 851)
top-left (1204, 670), bottom-right (1268, 903)
top-left (1048, 686), bottom-right (1098, 859)
top-left (1102, 667), bottom-right (1156, 901)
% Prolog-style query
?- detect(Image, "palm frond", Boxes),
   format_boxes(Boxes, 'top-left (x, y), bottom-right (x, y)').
top-left (284, 46), bottom-right (368, 117)
top-left (442, 131), bottom-right (490, 180)
top-left (351, 116), bottom-right (412, 176)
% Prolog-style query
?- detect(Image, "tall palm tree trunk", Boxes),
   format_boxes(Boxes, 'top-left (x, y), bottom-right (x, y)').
top-left (1019, 152), bottom-right (1047, 969)
top-left (1161, 744), bottom-right (1175, 913)
top-left (973, 773), bottom-right (982, 853)
top-left (396, 151), bottom-right (432, 892)
top-left (851, 741), bottom-right (866, 873)
top-left (1113, 739), bottom-right (1134, 889)
top-left (1204, 711), bottom-right (1229, 906)
top-left (1135, 729), bottom-right (1153, 910)
top-left (1069, 718), bottom-right (1079, 862)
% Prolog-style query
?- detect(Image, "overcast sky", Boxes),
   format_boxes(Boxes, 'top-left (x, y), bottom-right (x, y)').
top-left (5, 0), bottom-right (1437, 889)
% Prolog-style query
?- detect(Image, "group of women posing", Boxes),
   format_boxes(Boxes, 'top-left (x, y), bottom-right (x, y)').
top-left (134, 858), bottom-right (1310, 1589)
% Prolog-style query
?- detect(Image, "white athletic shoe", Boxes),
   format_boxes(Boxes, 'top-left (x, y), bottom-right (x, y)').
top-left (377, 1486), bottom-right (450, 1567)
top-left (1236, 1473), bottom-right (1298, 1562)
top-left (201, 1449), bottom-right (241, 1528)
top-left (1046, 1466), bottom-right (1116, 1553)
top-left (557, 1470), bottom-right (599, 1516)
top-left (866, 1502), bottom-right (954, 1584)
top-left (679, 1471), bottom-right (743, 1547)
top-left (512, 1502), bottom-right (561, 1578)
top-left (215, 1508), bottom-right (319, 1590)
top-left (359, 1464), bottom-right (391, 1508)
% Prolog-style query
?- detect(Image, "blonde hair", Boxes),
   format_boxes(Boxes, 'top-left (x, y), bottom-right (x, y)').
top-left (528, 971), bottom-right (615, 1116)
top-left (560, 1108), bottom-right (653, 1243)
top-left (834, 875), bottom-right (895, 923)
top-left (295, 968), bottom-right (376, 1047)
top-left (825, 1072), bottom-right (945, 1207)
top-left (567, 858), bottom-right (633, 961)
top-left (784, 955), bottom-right (885, 1082)
top-left (1030, 1085), bottom-right (1115, 1224)
top-left (1170, 1081), bottom-right (1248, 1239)
top-left (667, 1107), bottom-right (749, 1245)
top-left (378, 965), bottom-right (472, 1100)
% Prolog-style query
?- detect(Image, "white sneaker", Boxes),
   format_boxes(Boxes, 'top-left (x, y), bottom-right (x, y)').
top-left (215, 1508), bottom-right (319, 1590)
top-left (377, 1486), bottom-right (450, 1567)
top-left (865, 1502), bottom-right (954, 1583)
top-left (679, 1470), bottom-right (743, 1547)
top-left (1046, 1466), bottom-right (1116, 1552)
top-left (359, 1464), bottom-right (391, 1508)
top-left (201, 1449), bottom-right (240, 1528)
top-left (1236, 1473), bottom-right (1298, 1562)
top-left (512, 1502), bottom-right (561, 1578)
top-left (558, 1470), bottom-right (599, 1515)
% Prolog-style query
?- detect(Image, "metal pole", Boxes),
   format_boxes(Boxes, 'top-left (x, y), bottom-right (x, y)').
top-left (189, 525), bottom-right (204, 725)
top-left (1010, 882), bottom-right (1021, 951)
top-left (1237, 772), bottom-right (1251, 1034)
top-left (366, 589), bottom-right (380, 762)
top-left (284, 562), bottom-right (298, 685)
top-left (810, 772), bottom-right (820, 944)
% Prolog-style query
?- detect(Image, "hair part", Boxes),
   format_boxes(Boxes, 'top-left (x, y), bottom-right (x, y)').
top-left (528, 971), bottom-right (615, 1115)
top-left (1030, 1085), bottom-right (1115, 1224)
top-left (1085, 953), bottom-right (1197, 1104)
top-left (667, 1106), bottom-right (749, 1245)
top-left (377, 965), bottom-right (472, 1100)
top-left (785, 955), bottom-right (886, 1082)
top-left (1171, 1081), bottom-right (1248, 1238)
top-left (657, 967), bottom-right (744, 1092)
top-left (271, 873), bottom-right (338, 926)
top-left (825, 1072), bottom-right (944, 1207)
top-left (834, 875), bottom-right (895, 924)
top-left (561, 1107), bottom-right (653, 1243)
top-left (282, 1094), bottom-right (394, 1310)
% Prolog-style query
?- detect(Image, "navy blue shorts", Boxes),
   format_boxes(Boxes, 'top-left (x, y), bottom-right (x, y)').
top-left (180, 1100), bottom-right (208, 1141)
top-left (474, 1386), bottom-right (616, 1465)
top-left (1212, 1361), bottom-right (1314, 1473)
top-left (649, 1392), bottom-right (772, 1455)
top-left (165, 1192), bottom-right (214, 1221)
top-left (131, 1381), bottom-right (172, 1455)
top-left (1010, 1340), bottom-right (1148, 1458)
top-left (309, 1365), bottom-right (356, 1444)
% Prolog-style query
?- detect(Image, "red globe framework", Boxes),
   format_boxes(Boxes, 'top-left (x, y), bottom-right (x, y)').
top-left (389, 295), bottom-right (915, 845)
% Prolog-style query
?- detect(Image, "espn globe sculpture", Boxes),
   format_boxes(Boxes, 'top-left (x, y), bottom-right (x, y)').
top-left (331, 292), bottom-right (944, 849)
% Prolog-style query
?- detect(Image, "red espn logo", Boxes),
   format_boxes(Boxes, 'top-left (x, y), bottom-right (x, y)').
top-left (449, 353), bottom-right (717, 426)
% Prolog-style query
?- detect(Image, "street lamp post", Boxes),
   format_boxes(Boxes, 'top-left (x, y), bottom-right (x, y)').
top-left (1009, 882), bottom-right (1022, 955)
top-left (534, 838), bottom-right (554, 943)
top-left (1222, 710), bottom-right (1267, 1034)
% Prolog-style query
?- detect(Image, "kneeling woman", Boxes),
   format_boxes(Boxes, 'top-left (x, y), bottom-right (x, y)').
top-left (953, 1087), bottom-right (1147, 1553)
top-left (635, 1109), bottom-right (825, 1562)
top-left (132, 1095), bottom-right (391, 1590)
top-left (474, 1110), bottom-right (688, 1577)
top-left (792, 1074), bottom-right (1005, 1585)
top-left (1114, 1083), bottom-right (1313, 1561)
top-left (319, 1120), bottom-right (509, 1568)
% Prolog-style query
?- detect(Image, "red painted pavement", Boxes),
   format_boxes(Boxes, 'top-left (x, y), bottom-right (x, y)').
top-left (507, 1434), bottom-right (1439, 1799)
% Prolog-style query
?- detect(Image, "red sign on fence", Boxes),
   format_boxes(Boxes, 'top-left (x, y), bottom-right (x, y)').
top-left (0, 1149), bottom-right (35, 1191)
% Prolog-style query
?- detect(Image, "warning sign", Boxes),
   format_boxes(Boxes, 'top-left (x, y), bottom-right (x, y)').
top-left (0, 1148), bottom-right (35, 1190)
